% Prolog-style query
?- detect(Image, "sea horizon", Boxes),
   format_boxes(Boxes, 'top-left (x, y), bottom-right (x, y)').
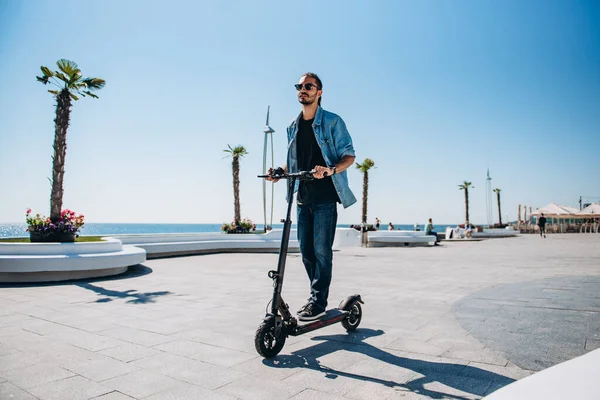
top-left (0, 222), bottom-right (459, 238)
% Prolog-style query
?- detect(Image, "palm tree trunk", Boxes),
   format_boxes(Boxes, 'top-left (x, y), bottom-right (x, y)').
top-left (232, 156), bottom-right (241, 224)
top-left (362, 171), bottom-right (369, 224)
top-left (464, 188), bottom-right (470, 223)
top-left (497, 192), bottom-right (502, 225)
top-left (50, 90), bottom-right (71, 222)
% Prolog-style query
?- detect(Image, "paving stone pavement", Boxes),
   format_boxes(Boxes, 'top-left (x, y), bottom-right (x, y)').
top-left (0, 234), bottom-right (599, 399)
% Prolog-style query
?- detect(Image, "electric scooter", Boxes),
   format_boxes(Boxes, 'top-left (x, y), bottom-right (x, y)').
top-left (254, 168), bottom-right (364, 358)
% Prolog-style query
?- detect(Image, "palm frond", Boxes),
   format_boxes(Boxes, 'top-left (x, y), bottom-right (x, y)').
top-left (36, 75), bottom-right (49, 84)
top-left (56, 59), bottom-right (79, 77)
top-left (47, 90), bottom-right (59, 95)
top-left (355, 158), bottom-right (375, 172)
top-left (82, 77), bottom-right (105, 90)
top-left (55, 71), bottom-right (69, 84)
top-left (68, 70), bottom-right (83, 85)
top-left (458, 181), bottom-right (473, 190)
top-left (84, 91), bottom-right (98, 99)
top-left (224, 145), bottom-right (247, 157)
top-left (40, 66), bottom-right (54, 78)
top-left (69, 93), bottom-right (79, 101)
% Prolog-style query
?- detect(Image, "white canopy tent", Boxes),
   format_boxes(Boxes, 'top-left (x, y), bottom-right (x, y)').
top-left (576, 203), bottom-right (600, 233)
top-left (530, 203), bottom-right (577, 218)
top-left (530, 203), bottom-right (581, 233)
top-left (576, 203), bottom-right (600, 218)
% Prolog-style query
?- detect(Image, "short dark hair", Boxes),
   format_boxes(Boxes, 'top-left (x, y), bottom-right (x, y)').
top-left (301, 72), bottom-right (322, 106)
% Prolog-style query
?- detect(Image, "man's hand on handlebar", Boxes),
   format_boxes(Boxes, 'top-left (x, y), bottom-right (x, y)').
top-left (266, 166), bottom-right (286, 182)
top-left (313, 165), bottom-right (335, 179)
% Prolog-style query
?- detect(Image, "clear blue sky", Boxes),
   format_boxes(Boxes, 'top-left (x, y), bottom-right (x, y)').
top-left (1, 0), bottom-right (599, 225)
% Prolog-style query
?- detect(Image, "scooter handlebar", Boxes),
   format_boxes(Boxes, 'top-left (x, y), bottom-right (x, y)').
top-left (258, 169), bottom-right (326, 180)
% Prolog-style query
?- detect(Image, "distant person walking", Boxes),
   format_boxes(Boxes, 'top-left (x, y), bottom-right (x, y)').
top-left (388, 222), bottom-right (394, 231)
top-left (425, 218), bottom-right (440, 245)
top-left (538, 213), bottom-right (547, 238)
top-left (375, 217), bottom-right (381, 230)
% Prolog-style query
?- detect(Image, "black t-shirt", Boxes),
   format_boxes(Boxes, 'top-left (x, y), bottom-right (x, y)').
top-left (296, 117), bottom-right (340, 205)
top-left (538, 217), bottom-right (546, 227)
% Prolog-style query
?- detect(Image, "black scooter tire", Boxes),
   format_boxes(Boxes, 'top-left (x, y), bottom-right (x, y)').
top-left (341, 302), bottom-right (362, 332)
top-left (254, 322), bottom-right (286, 358)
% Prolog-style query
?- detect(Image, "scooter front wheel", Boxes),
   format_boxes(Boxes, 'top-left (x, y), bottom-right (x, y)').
top-left (342, 302), bottom-right (362, 332)
top-left (254, 322), bottom-right (286, 358)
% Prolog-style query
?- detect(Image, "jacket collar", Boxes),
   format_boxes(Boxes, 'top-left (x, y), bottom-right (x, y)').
top-left (295, 106), bottom-right (323, 127)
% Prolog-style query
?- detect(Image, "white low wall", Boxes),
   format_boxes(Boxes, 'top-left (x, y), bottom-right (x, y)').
top-left (108, 228), bottom-right (362, 257)
top-left (445, 227), bottom-right (520, 239)
top-left (0, 239), bottom-right (146, 283)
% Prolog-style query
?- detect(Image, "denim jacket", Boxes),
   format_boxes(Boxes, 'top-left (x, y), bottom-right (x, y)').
top-left (286, 106), bottom-right (357, 208)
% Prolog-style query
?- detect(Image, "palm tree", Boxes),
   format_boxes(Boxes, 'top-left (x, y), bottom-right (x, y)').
top-left (36, 59), bottom-right (105, 222)
top-left (458, 181), bottom-right (474, 223)
top-left (493, 188), bottom-right (503, 225)
top-left (223, 145), bottom-right (248, 224)
top-left (355, 158), bottom-right (375, 226)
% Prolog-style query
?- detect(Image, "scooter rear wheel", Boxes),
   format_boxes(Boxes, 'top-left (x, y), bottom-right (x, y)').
top-left (255, 322), bottom-right (286, 358)
top-left (341, 302), bottom-right (362, 332)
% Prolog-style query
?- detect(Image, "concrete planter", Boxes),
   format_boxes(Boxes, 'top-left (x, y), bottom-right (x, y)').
top-left (0, 238), bottom-right (146, 283)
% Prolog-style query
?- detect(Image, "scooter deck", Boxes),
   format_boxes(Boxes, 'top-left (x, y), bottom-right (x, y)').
top-left (291, 309), bottom-right (349, 336)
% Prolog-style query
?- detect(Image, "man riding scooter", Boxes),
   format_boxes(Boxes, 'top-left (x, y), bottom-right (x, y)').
top-left (267, 72), bottom-right (356, 321)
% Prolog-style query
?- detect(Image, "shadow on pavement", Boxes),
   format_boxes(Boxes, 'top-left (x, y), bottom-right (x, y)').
top-left (0, 264), bottom-right (174, 304)
top-left (263, 328), bottom-right (514, 399)
top-left (75, 282), bottom-right (171, 304)
top-left (0, 264), bottom-right (153, 289)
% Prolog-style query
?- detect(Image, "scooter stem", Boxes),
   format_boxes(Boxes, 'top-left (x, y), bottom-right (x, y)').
top-left (270, 177), bottom-right (296, 315)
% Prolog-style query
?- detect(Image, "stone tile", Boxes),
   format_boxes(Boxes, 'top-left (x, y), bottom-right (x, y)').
top-left (100, 327), bottom-right (175, 347)
top-left (0, 352), bottom-right (46, 373)
top-left (0, 381), bottom-right (39, 400)
top-left (45, 329), bottom-right (126, 352)
top-left (230, 355), bottom-right (306, 381)
top-left (27, 375), bottom-right (112, 400)
top-left (442, 345), bottom-right (509, 366)
top-left (0, 342), bottom-right (18, 357)
top-left (406, 374), bottom-right (492, 399)
top-left (0, 362), bottom-right (76, 389)
top-left (98, 343), bottom-right (161, 362)
top-left (585, 339), bottom-right (600, 351)
top-left (14, 318), bottom-right (74, 336)
top-left (101, 370), bottom-right (181, 399)
top-left (173, 328), bottom-right (255, 353)
top-left (280, 367), bottom-right (363, 397)
top-left (144, 383), bottom-right (238, 400)
top-left (152, 339), bottom-right (217, 357)
top-left (185, 342), bottom-right (258, 367)
top-left (63, 357), bottom-right (140, 382)
top-left (385, 337), bottom-right (450, 357)
top-left (216, 374), bottom-right (304, 400)
top-left (132, 352), bottom-right (246, 390)
top-left (88, 391), bottom-right (135, 399)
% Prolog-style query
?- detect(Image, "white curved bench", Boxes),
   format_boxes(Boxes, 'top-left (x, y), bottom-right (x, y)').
top-left (0, 238), bottom-right (146, 283)
top-left (367, 231), bottom-right (436, 247)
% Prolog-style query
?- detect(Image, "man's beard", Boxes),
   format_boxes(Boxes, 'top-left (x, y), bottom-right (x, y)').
top-left (298, 95), bottom-right (315, 105)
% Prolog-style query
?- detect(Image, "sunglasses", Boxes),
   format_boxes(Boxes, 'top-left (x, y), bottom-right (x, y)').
top-left (294, 83), bottom-right (320, 91)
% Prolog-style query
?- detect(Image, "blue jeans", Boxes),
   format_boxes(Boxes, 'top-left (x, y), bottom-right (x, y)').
top-left (426, 231), bottom-right (439, 242)
top-left (297, 202), bottom-right (338, 309)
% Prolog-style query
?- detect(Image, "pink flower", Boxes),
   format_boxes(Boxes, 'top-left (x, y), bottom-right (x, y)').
top-left (26, 208), bottom-right (32, 214)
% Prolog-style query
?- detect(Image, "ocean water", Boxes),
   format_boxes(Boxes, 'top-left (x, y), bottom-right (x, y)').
top-left (0, 223), bottom-right (445, 238)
